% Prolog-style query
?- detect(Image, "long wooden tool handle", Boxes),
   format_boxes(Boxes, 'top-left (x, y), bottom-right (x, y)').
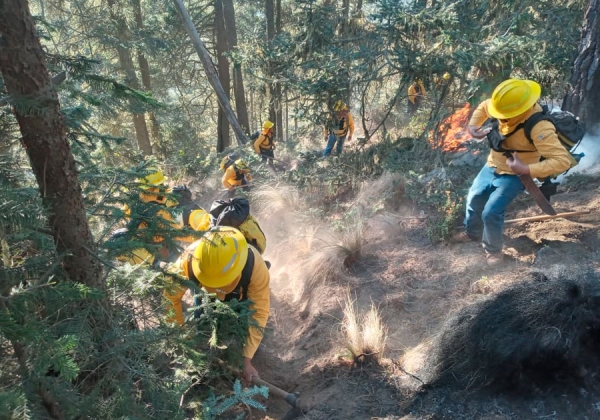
top-left (252, 376), bottom-right (297, 406)
top-left (505, 210), bottom-right (591, 224)
top-left (214, 357), bottom-right (298, 407)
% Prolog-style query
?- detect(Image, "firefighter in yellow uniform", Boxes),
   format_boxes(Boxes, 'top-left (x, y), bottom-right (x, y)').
top-left (407, 77), bottom-right (426, 115)
top-left (123, 170), bottom-right (184, 263)
top-left (454, 79), bottom-right (573, 266)
top-left (164, 226), bottom-right (270, 382)
top-left (323, 100), bottom-right (354, 157)
top-left (254, 120), bottom-right (275, 165)
top-left (222, 159), bottom-right (252, 195)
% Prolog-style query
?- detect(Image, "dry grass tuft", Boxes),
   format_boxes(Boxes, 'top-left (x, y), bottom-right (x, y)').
top-left (341, 294), bottom-right (387, 364)
top-left (353, 172), bottom-right (405, 215)
top-left (340, 227), bottom-right (366, 268)
top-left (250, 184), bottom-right (302, 219)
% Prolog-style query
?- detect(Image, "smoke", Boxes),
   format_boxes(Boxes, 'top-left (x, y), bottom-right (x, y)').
top-left (568, 131), bottom-right (600, 175)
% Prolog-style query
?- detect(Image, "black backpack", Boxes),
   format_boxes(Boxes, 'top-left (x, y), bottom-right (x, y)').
top-left (486, 105), bottom-right (586, 163)
top-left (249, 131), bottom-right (260, 141)
top-left (172, 185), bottom-right (193, 205)
top-left (209, 198), bottom-right (250, 228)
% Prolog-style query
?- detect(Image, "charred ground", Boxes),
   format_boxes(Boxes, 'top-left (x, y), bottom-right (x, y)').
top-left (227, 162), bottom-right (600, 420)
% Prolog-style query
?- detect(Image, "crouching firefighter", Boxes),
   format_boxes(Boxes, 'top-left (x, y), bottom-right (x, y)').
top-left (221, 156), bottom-right (253, 196)
top-left (163, 226), bottom-right (270, 382)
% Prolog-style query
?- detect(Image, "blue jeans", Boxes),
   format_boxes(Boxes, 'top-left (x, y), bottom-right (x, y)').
top-left (464, 165), bottom-right (524, 254)
top-left (323, 132), bottom-right (346, 157)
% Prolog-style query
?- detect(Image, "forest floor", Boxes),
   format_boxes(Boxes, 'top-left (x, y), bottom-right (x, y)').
top-left (192, 160), bottom-right (600, 420)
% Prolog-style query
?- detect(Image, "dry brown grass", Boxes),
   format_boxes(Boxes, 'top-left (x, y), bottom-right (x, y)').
top-left (352, 172), bottom-right (406, 215)
top-left (341, 294), bottom-right (387, 364)
top-left (250, 184), bottom-right (302, 219)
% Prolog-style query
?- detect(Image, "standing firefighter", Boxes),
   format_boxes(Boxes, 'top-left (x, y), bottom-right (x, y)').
top-left (164, 226), bottom-right (270, 382)
top-left (407, 77), bottom-right (426, 115)
top-left (254, 120), bottom-right (275, 166)
top-left (323, 100), bottom-right (354, 157)
top-left (221, 154), bottom-right (252, 195)
top-left (453, 79), bottom-right (573, 266)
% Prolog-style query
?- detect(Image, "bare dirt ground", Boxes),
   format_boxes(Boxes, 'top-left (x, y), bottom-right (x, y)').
top-left (240, 173), bottom-right (600, 420)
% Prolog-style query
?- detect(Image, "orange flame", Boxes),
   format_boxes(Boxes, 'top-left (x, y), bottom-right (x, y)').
top-left (433, 103), bottom-right (472, 152)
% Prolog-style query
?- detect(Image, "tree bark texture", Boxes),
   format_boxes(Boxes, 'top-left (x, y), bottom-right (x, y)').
top-left (0, 0), bottom-right (103, 288)
top-left (563, 0), bottom-right (600, 130)
top-left (131, 0), bottom-right (163, 154)
top-left (274, 0), bottom-right (283, 141)
top-left (265, 0), bottom-right (280, 138)
top-left (215, 0), bottom-right (231, 151)
top-left (222, 0), bottom-right (250, 134)
top-left (107, 0), bottom-right (153, 156)
top-left (172, 0), bottom-right (247, 146)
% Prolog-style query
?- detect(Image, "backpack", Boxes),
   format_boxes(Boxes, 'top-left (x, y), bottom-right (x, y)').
top-left (249, 131), bottom-right (260, 141)
top-left (523, 105), bottom-right (585, 154)
top-left (171, 185), bottom-right (193, 205)
top-left (486, 105), bottom-right (586, 164)
top-left (219, 153), bottom-right (239, 172)
top-left (209, 198), bottom-right (267, 254)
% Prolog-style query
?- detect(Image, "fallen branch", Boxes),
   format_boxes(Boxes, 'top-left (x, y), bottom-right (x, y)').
top-left (505, 210), bottom-right (591, 224)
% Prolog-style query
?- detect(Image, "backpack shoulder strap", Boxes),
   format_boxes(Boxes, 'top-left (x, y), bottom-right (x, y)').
top-left (237, 247), bottom-right (255, 301)
top-left (523, 106), bottom-right (553, 144)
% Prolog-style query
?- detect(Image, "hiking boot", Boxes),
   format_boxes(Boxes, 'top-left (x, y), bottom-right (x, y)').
top-left (451, 231), bottom-right (476, 243)
top-left (485, 252), bottom-right (504, 267)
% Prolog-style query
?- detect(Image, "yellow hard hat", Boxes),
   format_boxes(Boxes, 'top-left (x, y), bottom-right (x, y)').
top-left (189, 209), bottom-right (210, 231)
top-left (140, 170), bottom-right (165, 186)
top-left (488, 79), bottom-right (541, 119)
top-left (443, 72), bottom-right (451, 80)
top-left (262, 120), bottom-right (274, 130)
top-left (234, 159), bottom-right (248, 170)
top-left (333, 100), bottom-right (348, 112)
top-left (191, 227), bottom-right (248, 288)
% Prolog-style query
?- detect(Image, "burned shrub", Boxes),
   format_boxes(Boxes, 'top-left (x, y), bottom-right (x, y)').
top-left (426, 267), bottom-right (600, 390)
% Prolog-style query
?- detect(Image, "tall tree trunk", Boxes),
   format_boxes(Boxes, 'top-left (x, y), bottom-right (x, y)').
top-left (131, 0), bottom-right (163, 155)
top-left (266, 0), bottom-right (277, 131)
top-left (274, 0), bottom-right (283, 142)
top-left (340, 0), bottom-right (352, 106)
top-left (0, 0), bottom-right (103, 288)
top-left (214, 0), bottom-right (231, 151)
top-left (107, 0), bottom-right (153, 156)
top-left (222, 0), bottom-right (250, 135)
top-left (172, 0), bottom-right (248, 146)
top-left (563, 0), bottom-right (600, 131)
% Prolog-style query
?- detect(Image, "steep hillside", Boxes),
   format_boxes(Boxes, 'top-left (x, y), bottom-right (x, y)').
top-left (238, 169), bottom-right (600, 420)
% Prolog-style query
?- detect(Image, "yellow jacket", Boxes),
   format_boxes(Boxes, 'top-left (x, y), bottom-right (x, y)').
top-left (469, 100), bottom-right (574, 179)
top-left (116, 247), bottom-right (156, 266)
top-left (408, 82), bottom-right (426, 104)
top-left (164, 244), bottom-right (270, 359)
top-left (324, 113), bottom-right (355, 139)
top-left (222, 165), bottom-right (252, 190)
top-left (254, 130), bottom-right (274, 154)
top-left (124, 201), bottom-right (183, 243)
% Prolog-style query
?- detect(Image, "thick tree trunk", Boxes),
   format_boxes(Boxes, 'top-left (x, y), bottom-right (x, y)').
top-left (172, 0), bottom-right (247, 146)
top-left (222, 0), bottom-right (250, 135)
top-left (274, 0), bottom-right (283, 142)
top-left (215, 0), bottom-right (231, 151)
top-left (266, 0), bottom-right (277, 133)
top-left (131, 0), bottom-right (163, 154)
top-left (108, 0), bottom-right (153, 156)
top-left (0, 0), bottom-right (103, 288)
top-left (563, 0), bottom-right (600, 131)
